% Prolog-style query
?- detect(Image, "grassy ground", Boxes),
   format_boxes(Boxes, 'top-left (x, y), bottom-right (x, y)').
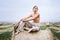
top-left (0, 23), bottom-right (14, 40)
top-left (0, 22), bottom-right (60, 40)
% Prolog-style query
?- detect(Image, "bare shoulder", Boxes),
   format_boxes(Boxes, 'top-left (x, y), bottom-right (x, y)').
top-left (37, 12), bottom-right (40, 15)
top-left (28, 12), bottom-right (32, 16)
top-left (29, 12), bottom-right (34, 16)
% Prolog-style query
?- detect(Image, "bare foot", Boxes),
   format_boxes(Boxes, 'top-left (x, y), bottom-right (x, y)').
top-left (15, 30), bottom-right (21, 36)
top-left (24, 27), bottom-right (30, 31)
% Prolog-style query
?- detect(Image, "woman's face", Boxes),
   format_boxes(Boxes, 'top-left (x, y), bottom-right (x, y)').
top-left (33, 7), bottom-right (38, 12)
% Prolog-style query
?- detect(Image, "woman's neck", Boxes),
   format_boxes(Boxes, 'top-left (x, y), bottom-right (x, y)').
top-left (34, 11), bottom-right (38, 14)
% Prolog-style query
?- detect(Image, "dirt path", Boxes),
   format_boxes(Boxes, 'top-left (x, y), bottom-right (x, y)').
top-left (14, 30), bottom-right (53, 40)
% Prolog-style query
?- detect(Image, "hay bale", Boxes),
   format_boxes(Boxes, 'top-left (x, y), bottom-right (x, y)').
top-left (15, 30), bottom-right (53, 40)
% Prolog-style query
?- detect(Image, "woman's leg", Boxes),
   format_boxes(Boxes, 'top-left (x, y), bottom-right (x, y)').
top-left (17, 21), bottom-right (26, 31)
top-left (28, 26), bottom-right (40, 32)
top-left (15, 21), bottom-right (26, 35)
top-left (25, 22), bottom-right (32, 28)
top-left (28, 23), bottom-right (40, 32)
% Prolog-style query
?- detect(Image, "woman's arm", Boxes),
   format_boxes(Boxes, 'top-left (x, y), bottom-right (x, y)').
top-left (23, 14), bottom-right (39, 21)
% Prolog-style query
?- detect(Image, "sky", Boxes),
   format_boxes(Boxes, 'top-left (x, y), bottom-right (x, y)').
top-left (0, 0), bottom-right (60, 22)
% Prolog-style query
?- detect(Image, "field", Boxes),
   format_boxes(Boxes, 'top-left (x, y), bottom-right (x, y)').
top-left (0, 22), bottom-right (14, 40)
top-left (0, 22), bottom-right (60, 40)
top-left (40, 22), bottom-right (60, 40)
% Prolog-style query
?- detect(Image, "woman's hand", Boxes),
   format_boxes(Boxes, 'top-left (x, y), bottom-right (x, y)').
top-left (23, 20), bottom-right (27, 22)
top-left (20, 18), bottom-right (28, 22)
top-left (20, 18), bottom-right (25, 21)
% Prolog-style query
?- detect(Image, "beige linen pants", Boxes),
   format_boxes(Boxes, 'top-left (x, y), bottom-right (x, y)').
top-left (17, 21), bottom-right (40, 32)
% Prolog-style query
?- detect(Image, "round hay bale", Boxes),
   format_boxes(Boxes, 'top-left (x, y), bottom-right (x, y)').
top-left (15, 30), bottom-right (53, 40)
